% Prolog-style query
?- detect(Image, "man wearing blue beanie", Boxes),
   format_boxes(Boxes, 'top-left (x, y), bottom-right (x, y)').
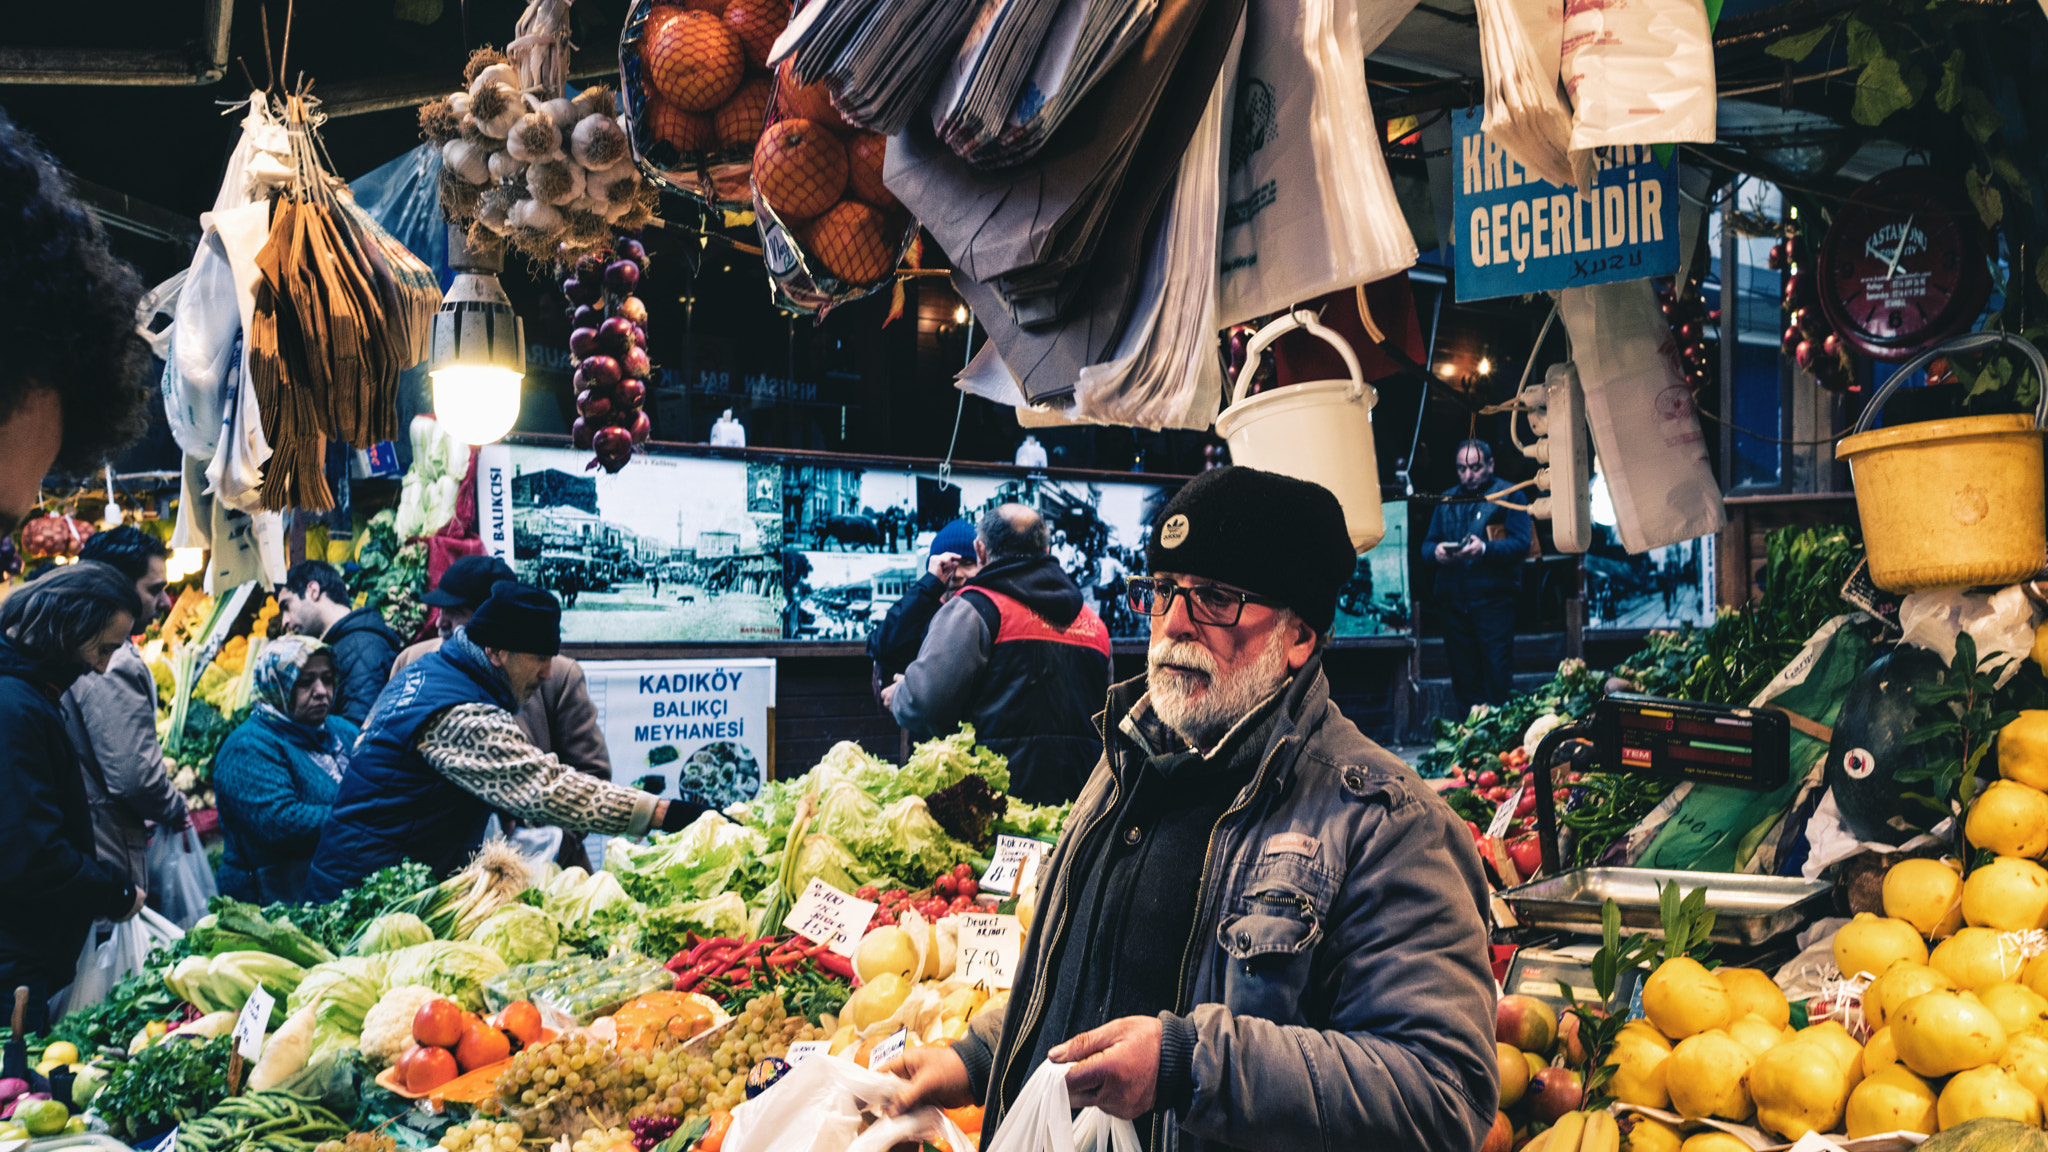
top-left (305, 582), bottom-right (712, 898)
top-left (867, 520), bottom-right (980, 698)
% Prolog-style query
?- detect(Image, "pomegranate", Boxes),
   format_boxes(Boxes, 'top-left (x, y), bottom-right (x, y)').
top-left (644, 96), bottom-right (717, 153)
top-left (775, 59), bottom-right (847, 131)
top-left (799, 200), bottom-right (895, 285)
top-left (753, 118), bottom-right (847, 221)
top-left (641, 10), bottom-right (746, 112)
top-left (714, 76), bottom-right (775, 151)
top-left (844, 132), bottom-right (898, 210)
top-left (723, 0), bottom-right (789, 69)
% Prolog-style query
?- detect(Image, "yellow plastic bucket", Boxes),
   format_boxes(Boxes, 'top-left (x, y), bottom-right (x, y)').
top-left (1215, 310), bottom-right (1385, 553)
top-left (1836, 332), bottom-right (2048, 593)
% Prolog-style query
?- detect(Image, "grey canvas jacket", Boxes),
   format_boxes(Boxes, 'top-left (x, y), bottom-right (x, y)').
top-left (60, 642), bottom-right (188, 885)
top-left (954, 654), bottom-right (1498, 1152)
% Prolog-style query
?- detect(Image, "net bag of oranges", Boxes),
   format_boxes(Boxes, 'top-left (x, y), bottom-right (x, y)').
top-left (623, 0), bottom-right (785, 207)
top-left (748, 62), bottom-right (916, 314)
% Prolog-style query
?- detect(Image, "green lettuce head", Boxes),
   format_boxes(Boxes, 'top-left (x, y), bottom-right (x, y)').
top-left (472, 904), bottom-right (561, 967)
top-left (380, 941), bottom-right (508, 1011)
top-left (353, 912), bottom-right (433, 955)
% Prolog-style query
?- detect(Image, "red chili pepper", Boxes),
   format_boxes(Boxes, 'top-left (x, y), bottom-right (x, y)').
top-left (813, 952), bottom-right (855, 980)
top-left (674, 972), bottom-right (701, 992)
top-left (666, 950), bottom-right (696, 972)
top-left (767, 953), bottom-right (805, 969)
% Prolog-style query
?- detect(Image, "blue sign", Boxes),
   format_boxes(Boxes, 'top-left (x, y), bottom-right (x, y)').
top-left (1451, 108), bottom-right (1680, 302)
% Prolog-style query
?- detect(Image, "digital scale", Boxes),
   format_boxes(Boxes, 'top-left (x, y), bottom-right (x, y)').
top-left (1521, 694), bottom-right (1792, 875)
top-left (1591, 693), bottom-right (1791, 792)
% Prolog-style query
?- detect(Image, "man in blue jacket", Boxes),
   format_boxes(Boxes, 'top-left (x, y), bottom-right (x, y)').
top-left (1421, 439), bottom-right (1532, 713)
top-left (305, 582), bottom-right (709, 899)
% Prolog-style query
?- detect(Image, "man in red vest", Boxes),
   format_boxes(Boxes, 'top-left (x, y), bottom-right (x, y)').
top-left (886, 504), bottom-right (1110, 804)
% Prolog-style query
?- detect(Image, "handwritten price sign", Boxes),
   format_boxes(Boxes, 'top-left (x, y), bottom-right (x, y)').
top-left (980, 836), bottom-right (1048, 896)
top-left (783, 877), bottom-right (879, 957)
top-left (956, 913), bottom-right (1022, 989)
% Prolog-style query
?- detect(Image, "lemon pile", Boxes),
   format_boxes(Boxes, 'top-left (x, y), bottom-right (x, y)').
top-left (1778, 710), bottom-right (2048, 1138)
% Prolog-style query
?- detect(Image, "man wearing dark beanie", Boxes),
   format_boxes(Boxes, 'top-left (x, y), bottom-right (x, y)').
top-left (885, 467), bottom-right (1498, 1152)
top-left (304, 582), bottom-right (711, 899)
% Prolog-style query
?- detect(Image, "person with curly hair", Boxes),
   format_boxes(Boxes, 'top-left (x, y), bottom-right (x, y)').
top-left (0, 106), bottom-right (152, 533)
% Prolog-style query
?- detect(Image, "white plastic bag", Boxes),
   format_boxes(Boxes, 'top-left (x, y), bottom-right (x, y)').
top-left (1561, 0), bottom-right (1716, 154)
top-left (721, 1053), bottom-right (971, 1152)
top-left (986, 1061), bottom-right (1142, 1152)
top-left (1214, 0), bottom-right (1416, 327)
top-left (1473, 0), bottom-right (1574, 188)
top-left (65, 908), bottom-right (184, 1017)
top-left (148, 826), bottom-right (219, 931)
top-left (1560, 279), bottom-right (1725, 553)
top-left (1898, 585), bottom-right (2041, 686)
top-left (134, 270), bottom-right (186, 360)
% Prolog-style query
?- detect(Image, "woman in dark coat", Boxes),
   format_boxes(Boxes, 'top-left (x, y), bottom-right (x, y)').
top-left (213, 636), bottom-right (358, 905)
top-left (0, 562), bottom-right (148, 1029)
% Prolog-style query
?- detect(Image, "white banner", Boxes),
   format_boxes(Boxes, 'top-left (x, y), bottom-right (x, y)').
top-left (583, 658), bottom-right (776, 807)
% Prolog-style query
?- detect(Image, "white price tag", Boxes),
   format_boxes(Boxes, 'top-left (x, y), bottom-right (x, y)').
top-left (981, 835), bottom-right (1047, 896)
top-left (783, 1040), bottom-right (828, 1067)
top-left (233, 985), bottom-right (275, 1061)
top-left (783, 877), bottom-right (880, 957)
top-left (867, 1028), bottom-right (908, 1072)
top-left (956, 913), bottom-right (1022, 990)
top-left (1486, 786), bottom-right (1523, 839)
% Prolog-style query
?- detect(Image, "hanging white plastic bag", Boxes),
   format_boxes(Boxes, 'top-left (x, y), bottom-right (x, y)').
top-left (720, 1050), bottom-right (971, 1152)
top-left (1898, 585), bottom-right (2041, 686)
top-left (1560, 279), bottom-right (1725, 553)
top-left (134, 270), bottom-right (185, 360)
top-left (1215, 0), bottom-right (1416, 327)
top-left (1473, 0), bottom-right (1574, 187)
top-left (1561, 0), bottom-right (1715, 153)
top-left (148, 826), bottom-right (219, 931)
top-left (65, 908), bottom-right (184, 1017)
top-left (986, 1061), bottom-right (1143, 1152)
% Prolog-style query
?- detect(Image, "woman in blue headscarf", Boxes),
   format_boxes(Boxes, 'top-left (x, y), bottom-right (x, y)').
top-left (213, 636), bottom-right (358, 904)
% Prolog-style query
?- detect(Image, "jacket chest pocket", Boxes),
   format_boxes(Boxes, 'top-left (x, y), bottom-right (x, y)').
top-left (1213, 855), bottom-right (1335, 1024)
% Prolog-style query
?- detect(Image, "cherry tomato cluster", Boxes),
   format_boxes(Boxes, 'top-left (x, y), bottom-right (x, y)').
top-left (856, 863), bottom-right (983, 932)
top-left (561, 236), bottom-right (653, 472)
top-left (1770, 226), bottom-right (1853, 391)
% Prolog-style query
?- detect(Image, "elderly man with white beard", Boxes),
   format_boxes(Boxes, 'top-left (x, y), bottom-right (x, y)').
top-left (884, 466), bottom-right (1500, 1152)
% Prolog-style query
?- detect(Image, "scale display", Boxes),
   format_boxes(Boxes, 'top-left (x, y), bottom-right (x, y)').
top-left (1593, 694), bottom-right (1789, 792)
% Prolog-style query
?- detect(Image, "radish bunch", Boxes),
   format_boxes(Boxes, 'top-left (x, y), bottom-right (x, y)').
top-left (565, 236), bottom-right (654, 473)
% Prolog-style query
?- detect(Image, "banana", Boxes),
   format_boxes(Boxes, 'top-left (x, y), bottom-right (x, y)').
top-left (1524, 1130), bottom-right (1552, 1152)
top-left (1578, 1110), bottom-right (1620, 1152)
top-left (1546, 1109), bottom-right (1588, 1152)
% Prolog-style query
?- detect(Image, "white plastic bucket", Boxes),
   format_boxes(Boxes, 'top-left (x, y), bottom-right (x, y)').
top-left (1214, 309), bottom-right (1384, 553)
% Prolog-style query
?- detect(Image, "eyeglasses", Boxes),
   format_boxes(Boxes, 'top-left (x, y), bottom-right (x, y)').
top-left (1126, 577), bottom-right (1284, 627)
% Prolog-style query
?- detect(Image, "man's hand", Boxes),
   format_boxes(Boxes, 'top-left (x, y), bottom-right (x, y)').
top-left (1050, 1016), bottom-right (1161, 1120)
top-left (1433, 541), bottom-right (1455, 564)
top-left (928, 552), bottom-right (963, 584)
top-left (881, 673), bottom-right (905, 709)
top-left (877, 1045), bottom-right (974, 1115)
top-left (119, 886), bottom-right (147, 922)
top-left (1457, 536), bottom-right (1486, 559)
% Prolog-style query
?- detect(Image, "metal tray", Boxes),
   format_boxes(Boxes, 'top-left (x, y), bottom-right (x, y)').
top-left (1501, 867), bottom-right (1832, 946)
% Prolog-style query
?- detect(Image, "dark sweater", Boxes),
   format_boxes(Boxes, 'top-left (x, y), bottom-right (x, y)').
top-left (0, 636), bottom-right (135, 998)
top-left (324, 607), bottom-right (404, 725)
top-left (1004, 693), bottom-right (1283, 1148)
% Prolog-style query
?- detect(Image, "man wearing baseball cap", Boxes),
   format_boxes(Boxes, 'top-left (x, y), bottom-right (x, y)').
top-left (306, 582), bottom-right (710, 899)
top-left (885, 467), bottom-right (1497, 1152)
top-left (389, 555), bottom-right (613, 867)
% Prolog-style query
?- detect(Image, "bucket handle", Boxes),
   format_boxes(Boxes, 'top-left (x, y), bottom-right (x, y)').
top-left (1228, 310), bottom-right (1366, 409)
top-left (1851, 330), bottom-right (2048, 435)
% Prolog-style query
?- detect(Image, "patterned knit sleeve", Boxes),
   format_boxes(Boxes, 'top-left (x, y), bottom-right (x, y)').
top-left (417, 704), bottom-right (657, 836)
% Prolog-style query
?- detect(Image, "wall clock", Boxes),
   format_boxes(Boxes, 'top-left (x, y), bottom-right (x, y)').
top-left (1817, 167), bottom-right (1992, 362)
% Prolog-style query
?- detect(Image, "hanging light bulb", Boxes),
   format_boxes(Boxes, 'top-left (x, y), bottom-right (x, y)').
top-left (953, 304), bottom-right (969, 325)
top-left (1477, 357), bottom-right (1492, 376)
top-left (429, 225), bottom-right (527, 446)
top-left (169, 547), bottom-right (204, 581)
